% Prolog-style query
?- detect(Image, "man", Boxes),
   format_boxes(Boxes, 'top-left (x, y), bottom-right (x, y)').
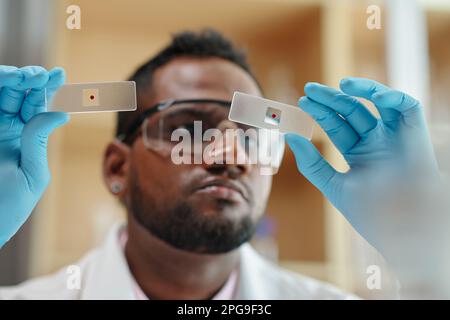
top-left (0, 30), bottom-right (440, 299)
top-left (0, 30), bottom-right (352, 299)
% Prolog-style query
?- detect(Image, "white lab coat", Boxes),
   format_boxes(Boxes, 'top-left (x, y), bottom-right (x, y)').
top-left (0, 223), bottom-right (355, 299)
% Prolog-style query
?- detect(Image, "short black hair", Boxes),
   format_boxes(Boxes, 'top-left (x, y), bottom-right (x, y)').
top-left (116, 29), bottom-right (260, 140)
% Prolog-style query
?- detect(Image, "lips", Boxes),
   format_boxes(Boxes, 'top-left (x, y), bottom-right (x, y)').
top-left (194, 177), bottom-right (249, 202)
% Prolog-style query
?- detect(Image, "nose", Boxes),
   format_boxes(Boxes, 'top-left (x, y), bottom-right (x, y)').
top-left (202, 120), bottom-right (250, 178)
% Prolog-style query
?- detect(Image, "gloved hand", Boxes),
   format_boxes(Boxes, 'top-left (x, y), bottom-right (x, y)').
top-left (285, 78), bottom-right (440, 257)
top-left (0, 66), bottom-right (69, 247)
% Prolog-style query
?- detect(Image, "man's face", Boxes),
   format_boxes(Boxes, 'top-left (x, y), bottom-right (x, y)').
top-left (124, 57), bottom-right (272, 254)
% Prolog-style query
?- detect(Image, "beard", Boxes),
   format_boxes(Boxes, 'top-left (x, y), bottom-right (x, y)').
top-left (128, 174), bottom-right (260, 254)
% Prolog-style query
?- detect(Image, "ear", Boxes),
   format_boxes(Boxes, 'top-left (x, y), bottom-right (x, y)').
top-left (103, 140), bottom-right (131, 198)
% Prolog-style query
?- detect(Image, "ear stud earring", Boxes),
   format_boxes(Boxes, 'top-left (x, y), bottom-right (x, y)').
top-left (111, 181), bottom-right (123, 194)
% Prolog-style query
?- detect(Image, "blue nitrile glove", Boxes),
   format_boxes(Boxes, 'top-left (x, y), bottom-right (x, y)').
top-left (285, 78), bottom-right (440, 255)
top-left (0, 66), bottom-right (69, 247)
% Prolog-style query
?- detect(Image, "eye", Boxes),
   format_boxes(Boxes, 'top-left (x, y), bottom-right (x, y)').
top-left (175, 122), bottom-right (195, 134)
top-left (237, 133), bottom-right (258, 154)
top-left (247, 135), bottom-right (259, 147)
top-left (177, 122), bottom-right (194, 134)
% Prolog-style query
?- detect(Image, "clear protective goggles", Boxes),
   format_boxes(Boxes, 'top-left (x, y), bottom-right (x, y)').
top-left (120, 99), bottom-right (285, 175)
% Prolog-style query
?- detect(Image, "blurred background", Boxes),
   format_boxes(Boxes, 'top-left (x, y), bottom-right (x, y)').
top-left (0, 0), bottom-right (449, 299)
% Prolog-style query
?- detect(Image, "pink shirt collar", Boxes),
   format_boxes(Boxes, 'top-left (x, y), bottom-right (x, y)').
top-left (119, 228), bottom-right (238, 300)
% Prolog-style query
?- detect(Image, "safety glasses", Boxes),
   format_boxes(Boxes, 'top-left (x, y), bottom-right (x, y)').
top-left (118, 99), bottom-right (285, 174)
